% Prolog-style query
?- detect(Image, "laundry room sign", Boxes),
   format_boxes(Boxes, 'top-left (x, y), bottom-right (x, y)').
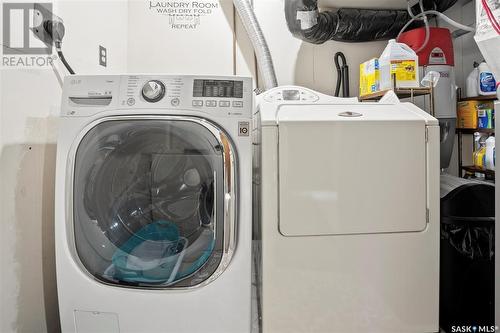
top-left (148, 1), bottom-right (220, 30)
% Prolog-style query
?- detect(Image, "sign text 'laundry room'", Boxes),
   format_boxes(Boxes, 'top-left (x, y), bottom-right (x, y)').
top-left (148, 1), bottom-right (220, 29)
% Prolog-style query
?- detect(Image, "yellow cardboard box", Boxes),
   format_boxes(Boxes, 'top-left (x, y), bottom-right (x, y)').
top-left (360, 58), bottom-right (380, 97)
top-left (457, 100), bottom-right (494, 129)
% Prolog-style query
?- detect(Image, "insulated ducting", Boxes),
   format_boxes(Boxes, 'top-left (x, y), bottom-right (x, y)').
top-left (285, 0), bottom-right (459, 43)
top-left (233, 0), bottom-right (278, 90)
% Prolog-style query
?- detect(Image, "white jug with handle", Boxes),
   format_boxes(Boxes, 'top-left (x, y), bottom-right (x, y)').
top-left (380, 39), bottom-right (420, 90)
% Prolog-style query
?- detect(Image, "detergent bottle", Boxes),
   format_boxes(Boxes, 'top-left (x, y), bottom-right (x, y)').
top-left (485, 136), bottom-right (495, 170)
top-left (478, 62), bottom-right (497, 96)
top-left (474, 132), bottom-right (484, 151)
top-left (379, 39), bottom-right (419, 90)
top-left (474, 142), bottom-right (487, 169)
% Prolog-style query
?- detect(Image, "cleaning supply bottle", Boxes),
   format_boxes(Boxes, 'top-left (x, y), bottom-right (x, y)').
top-left (473, 132), bottom-right (485, 178)
top-left (478, 62), bottom-right (497, 96)
top-left (465, 62), bottom-right (479, 97)
top-left (474, 132), bottom-right (483, 151)
top-left (474, 142), bottom-right (487, 169)
top-left (379, 39), bottom-right (419, 90)
top-left (485, 136), bottom-right (495, 170)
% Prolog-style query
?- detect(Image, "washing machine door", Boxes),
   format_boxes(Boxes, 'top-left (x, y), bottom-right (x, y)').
top-left (71, 117), bottom-right (236, 288)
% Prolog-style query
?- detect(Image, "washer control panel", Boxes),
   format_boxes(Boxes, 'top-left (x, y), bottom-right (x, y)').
top-left (120, 75), bottom-right (252, 118)
top-left (62, 75), bottom-right (252, 118)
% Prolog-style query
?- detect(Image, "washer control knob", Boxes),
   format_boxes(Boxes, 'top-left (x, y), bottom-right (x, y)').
top-left (142, 80), bottom-right (165, 102)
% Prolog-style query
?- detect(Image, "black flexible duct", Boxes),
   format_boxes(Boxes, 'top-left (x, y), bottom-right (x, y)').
top-left (285, 0), bottom-right (458, 44)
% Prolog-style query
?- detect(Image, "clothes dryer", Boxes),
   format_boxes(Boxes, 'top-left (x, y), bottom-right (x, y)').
top-left (255, 86), bottom-right (440, 333)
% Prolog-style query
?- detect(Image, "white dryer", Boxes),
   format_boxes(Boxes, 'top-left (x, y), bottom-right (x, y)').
top-left (55, 75), bottom-right (253, 333)
top-left (254, 86), bottom-right (440, 333)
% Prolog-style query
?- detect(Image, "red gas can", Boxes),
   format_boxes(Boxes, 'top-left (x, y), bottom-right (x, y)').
top-left (398, 27), bottom-right (454, 66)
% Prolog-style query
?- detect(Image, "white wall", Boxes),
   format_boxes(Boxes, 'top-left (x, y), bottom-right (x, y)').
top-left (254, 0), bottom-right (387, 96)
top-left (126, 0), bottom-right (256, 79)
top-left (0, 1), bottom-right (128, 332)
top-left (127, 0), bottom-right (235, 75)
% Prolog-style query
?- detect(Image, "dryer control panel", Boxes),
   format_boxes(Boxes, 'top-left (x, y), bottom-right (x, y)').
top-left (61, 75), bottom-right (253, 119)
top-left (263, 88), bottom-right (320, 103)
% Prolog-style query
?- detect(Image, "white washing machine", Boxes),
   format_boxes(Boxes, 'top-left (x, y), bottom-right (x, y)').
top-left (55, 75), bottom-right (253, 333)
top-left (254, 86), bottom-right (440, 333)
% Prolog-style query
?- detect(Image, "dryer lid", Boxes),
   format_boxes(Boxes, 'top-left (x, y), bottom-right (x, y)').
top-left (277, 104), bottom-right (430, 236)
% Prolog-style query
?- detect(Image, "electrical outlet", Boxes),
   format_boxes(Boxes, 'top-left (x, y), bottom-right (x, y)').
top-left (99, 45), bottom-right (107, 67)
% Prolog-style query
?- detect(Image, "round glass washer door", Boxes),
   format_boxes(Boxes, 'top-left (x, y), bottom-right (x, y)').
top-left (72, 118), bottom-right (235, 288)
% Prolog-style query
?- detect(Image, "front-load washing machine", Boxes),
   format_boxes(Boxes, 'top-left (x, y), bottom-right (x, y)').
top-left (254, 86), bottom-right (440, 333)
top-left (55, 75), bottom-right (253, 333)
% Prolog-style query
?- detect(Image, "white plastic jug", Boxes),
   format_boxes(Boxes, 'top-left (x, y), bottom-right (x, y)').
top-left (380, 39), bottom-right (419, 90)
top-left (466, 63), bottom-right (479, 98)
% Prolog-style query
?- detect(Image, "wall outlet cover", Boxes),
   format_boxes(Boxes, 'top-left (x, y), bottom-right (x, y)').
top-left (99, 45), bottom-right (107, 67)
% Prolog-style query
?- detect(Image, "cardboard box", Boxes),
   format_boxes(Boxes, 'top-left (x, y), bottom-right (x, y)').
top-left (457, 100), bottom-right (494, 129)
top-left (360, 58), bottom-right (380, 96)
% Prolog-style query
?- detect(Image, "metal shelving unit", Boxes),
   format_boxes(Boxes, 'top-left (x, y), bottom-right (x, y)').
top-left (459, 95), bottom-right (498, 102)
top-left (456, 96), bottom-right (497, 179)
top-left (359, 75), bottom-right (435, 116)
top-left (461, 165), bottom-right (496, 177)
top-left (457, 127), bottom-right (496, 179)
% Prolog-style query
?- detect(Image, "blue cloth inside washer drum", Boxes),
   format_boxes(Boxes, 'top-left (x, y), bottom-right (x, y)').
top-left (111, 220), bottom-right (215, 284)
top-left (177, 232), bottom-right (216, 280)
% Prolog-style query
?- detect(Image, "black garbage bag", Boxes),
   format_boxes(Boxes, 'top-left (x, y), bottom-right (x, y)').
top-left (441, 217), bottom-right (494, 260)
top-left (440, 177), bottom-right (495, 331)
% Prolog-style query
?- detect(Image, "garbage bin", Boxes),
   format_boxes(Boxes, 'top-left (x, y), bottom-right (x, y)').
top-left (440, 175), bottom-right (495, 332)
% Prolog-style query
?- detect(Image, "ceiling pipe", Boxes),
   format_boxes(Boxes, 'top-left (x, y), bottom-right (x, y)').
top-left (284, 0), bottom-right (459, 43)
